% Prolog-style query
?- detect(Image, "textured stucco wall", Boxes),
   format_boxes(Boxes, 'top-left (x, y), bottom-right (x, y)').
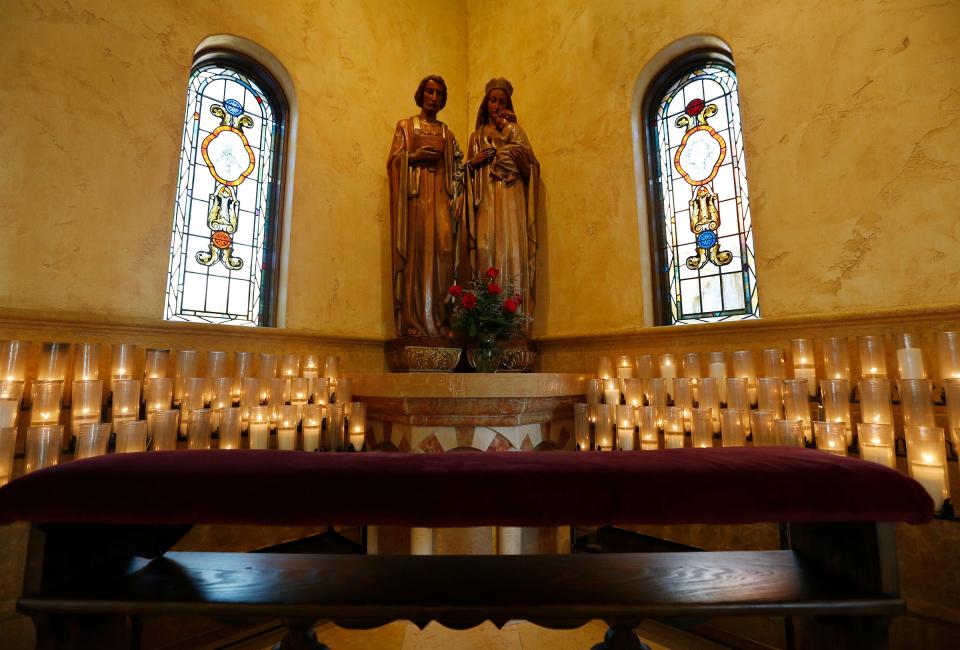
top-left (465, 0), bottom-right (960, 338)
top-left (0, 0), bottom-right (467, 337)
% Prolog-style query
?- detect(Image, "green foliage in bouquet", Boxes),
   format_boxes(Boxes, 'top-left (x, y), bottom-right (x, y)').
top-left (448, 267), bottom-right (530, 339)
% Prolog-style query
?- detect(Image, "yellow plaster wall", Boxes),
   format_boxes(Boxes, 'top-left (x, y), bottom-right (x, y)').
top-left (465, 0), bottom-right (960, 338)
top-left (0, 0), bottom-right (467, 338)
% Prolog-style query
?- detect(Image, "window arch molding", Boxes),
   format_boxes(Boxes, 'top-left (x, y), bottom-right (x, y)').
top-left (165, 35), bottom-right (298, 327)
top-left (631, 35), bottom-right (757, 326)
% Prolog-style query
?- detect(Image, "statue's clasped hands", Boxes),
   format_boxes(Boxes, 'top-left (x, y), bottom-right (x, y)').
top-left (410, 146), bottom-right (443, 164)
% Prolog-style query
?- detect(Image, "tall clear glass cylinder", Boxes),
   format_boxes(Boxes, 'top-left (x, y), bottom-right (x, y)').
top-left (859, 379), bottom-right (893, 425)
top-left (690, 408), bottom-right (713, 448)
top-left (858, 336), bottom-right (888, 379)
top-left (707, 351), bottom-right (728, 403)
top-left (898, 379), bottom-right (935, 428)
top-left (116, 419), bottom-right (148, 454)
top-left (72, 343), bottom-right (100, 381)
top-left (258, 353), bottom-right (278, 379)
top-left (944, 378), bottom-right (960, 452)
top-left (662, 406), bottom-right (684, 448)
top-left (218, 407), bottom-right (243, 449)
top-left (25, 425), bottom-right (62, 473)
top-left (279, 353), bottom-right (301, 378)
top-left (186, 408), bottom-right (212, 449)
top-left (111, 379), bottom-right (140, 432)
top-left (0, 427), bottom-right (17, 486)
top-left (173, 350), bottom-right (199, 405)
top-left (615, 404), bottom-right (635, 451)
top-left (720, 408), bottom-right (746, 447)
top-left (148, 409), bottom-right (179, 451)
top-left (773, 419), bottom-right (805, 447)
top-left (348, 402), bottom-right (367, 451)
top-left (750, 409), bottom-right (775, 446)
top-left (761, 348), bottom-right (785, 379)
top-left (30, 381), bottom-right (63, 426)
top-left (821, 337), bottom-right (851, 381)
top-left (0, 340), bottom-right (28, 382)
top-left (145, 377), bottom-right (174, 414)
top-left (782, 379), bottom-right (812, 442)
top-left (757, 377), bottom-right (783, 418)
top-left (672, 377), bottom-right (694, 432)
top-left (858, 422), bottom-right (895, 468)
top-left (698, 377), bottom-right (721, 432)
top-left (638, 406), bottom-right (658, 450)
top-left (937, 332), bottom-right (960, 381)
top-left (143, 348), bottom-right (170, 380)
top-left (37, 342), bottom-right (70, 382)
top-left (70, 380), bottom-right (102, 433)
top-left (593, 404), bottom-right (616, 451)
top-left (895, 334), bottom-right (927, 380)
top-left (302, 403), bottom-right (323, 452)
top-left (731, 350), bottom-right (757, 405)
top-left (905, 425), bottom-right (950, 512)
top-left (574, 403), bottom-right (591, 451)
top-left (814, 421), bottom-right (846, 456)
top-left (820, 379), bottom-right (852, 445)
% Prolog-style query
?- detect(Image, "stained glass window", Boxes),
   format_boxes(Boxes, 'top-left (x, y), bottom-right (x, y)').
top-left (649, 60), bottom-right (759, 325)
top-left (165, 63), bottom-right (283, 326)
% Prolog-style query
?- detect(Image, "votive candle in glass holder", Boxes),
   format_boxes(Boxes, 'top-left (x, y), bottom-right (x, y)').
top-left (658, 354), bottom-right (677, 384)
top-left (115, 419), bottom-right (148, 454)
top-left (596, 356), bottom-right (613, 380)
top-left (586, 378), bottom-right (601, 405)
top-left (690, 408), bottom-right (713, 448)
top-left (593, 403), bottom-right (616, 451)
top-left (761, 348), bottom-right (785, 379)
top-left (173, 350), bottom-right (199, 405)
top-left (725, 377), bottom-right (750, 411)
top-left (218, 408), bottom-right (243, 449)
top-left (937, 332), bottom-right (960, 381)
top-left (790, 338), bottom-right (817, 397)
top-left (820, 379), bottom-right (852, 445)
top-left (638, 406), bottom-right (658, 450)
top-left (312, 377), bottom-right (330, 406)
top-left (268, 378), bottom-right (291, 408)
top-left (774, 419), bottom-right (805, 447)
top-left (326, 402), bottom-right (345, 451)
top-left (649, 378), bottom-right (668, 426)
top-left (302, 404), bottom-right (322, 452)
top-left (615, 356), bottom-right (633, 380)
top-left (898, 379), bottom-right (935, 428)
top-left (205, 351), bottom-right (229, 400)
top-left (615, 404), bottom-right (635, 451)
top-left (0, 380), bottom-right (25, 403)
top-left (348, 402), bottom-right (367, 451)
top-left (574, 403), bottom-right (591, 451)
top-left (258, 352), bottom-right (278, 379)
top-left (209, 377), bottom-right (233, 431)
top-left (30, 380), bottom-right (63, 426)
top-left (750, 409), bottom-right (775, 446)
top-left (110, 343), bottom-right (137, 392)
top-left (720, 408), bottom-right (746, 447)
top-left (0, 339), bottom-right (29, 382)
top-left (179, 377), bottom-right (205, 434)
top-left (662, 406), bottom-right (684, 448)
top-left (782, 379), bottom-right (812, 442)
top-left (858, 336), bottom-right (888, 379)
top-left (905, 425), bottom-right (950, 512)
top-left (895, 334), bottom-right (927, 380)
top-left (859, 379), bottom-right (893, 425)
top-left (858, 422), bottom-right (896, 468)
top-left (334, 377), bottom-right (352, 405)
top-left (240, 376), bottom-right (261, 407)
top-left (757, 377), bottom-right (784, 418)
top-left (186, 408), bottom-right (212, 449)
top-left (148, 409), bottom-right (179, 451)
top-left (944, 378), bottom-right (960, 452)
top-left (731, 350), bottom-right (758, 404)
top-left (699, 377), bottom-right (721, 432)
top-left (72, 343), bottom-right (100, 381)
top-left (143, 348), bottom-right (170, 380)
top-left (111, 379), bottom-right (140, 433)
top-left (279, 353), bottom-right (300, 378)
top-left (145, 377), bottom-right (174, 414)
top-left (37, 342), bottom-right (70, 382)
top-left (707, 352), bottom-right (728, 403)
top-left (821, 338), bottom-right (851, 381)
top-left (0, 400), bottom-right (17, 429)
top-left (302, 354), bottom-right (320, 378)
top-left (672, 377), bottom-right (694, 432)
top-left (0, 427), bottom-right (17, 486)
top-left (603, 378), bottom-right (620, 406)
top-left (682, 352), bottom-right (701, 381)
top-left (623, 378), bottom-right (643, 408)
top-left (324, 355), bottom-right (340, 381)
top-left (248, 406), bottom-right (270, 450)
top-left (70, 380), bottom-right (102, 433)
top-left (635, 355), bottom-right (654, 379)
top-left (232, 351), bottom-right (254, 400)
top-left (290, 377), bottom-right (309, 408)
top-left (814, 421), bottom-right (847, 456)
top-left (25, 425), bottom-right (62, 474)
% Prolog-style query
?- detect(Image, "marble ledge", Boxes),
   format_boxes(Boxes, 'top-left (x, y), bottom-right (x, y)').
top-left (350, 372), bottom-right (587, 399)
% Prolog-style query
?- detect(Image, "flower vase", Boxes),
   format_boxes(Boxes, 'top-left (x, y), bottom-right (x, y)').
top-left (471, 334), bottom-right (502, 373)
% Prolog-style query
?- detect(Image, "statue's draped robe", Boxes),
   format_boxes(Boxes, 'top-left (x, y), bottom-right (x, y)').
top-left (467, 123), bottom-right (539, 331)
top-left (387, 116), bottom-right (460, 338)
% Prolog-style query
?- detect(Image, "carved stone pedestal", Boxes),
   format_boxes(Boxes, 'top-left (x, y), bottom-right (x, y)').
top-left (387, 337), bottom-right (461, 372)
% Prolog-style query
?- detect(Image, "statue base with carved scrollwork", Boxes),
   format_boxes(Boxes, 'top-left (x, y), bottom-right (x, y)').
top-left (464, 336), bottom-right (537, 372)
top-left (387, 337), bottom-right (462, 372)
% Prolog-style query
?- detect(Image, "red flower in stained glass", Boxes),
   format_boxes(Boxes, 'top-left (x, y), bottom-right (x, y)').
top-left (685, 98), bottom-right (705, 116)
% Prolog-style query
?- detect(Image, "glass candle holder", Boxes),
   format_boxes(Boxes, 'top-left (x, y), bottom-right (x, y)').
top-left (635, 355), bottom-right (654, 379)
top-left (614, 355), bottom-right (633, 380)
top-left (757, 377), bottom-right (784, 418)
top-left (574, 403), bottom-right (591, 451)
top-left (622, 378), bottom-right (643, 408)
top-left (761, 348), bottom-right (785, 379)
top-left (699, 377), bottom-right (721, 432)
top-left (0, 400), bottom-right (18, 429)
top-left (240, 376), bottom-right (261, 407)
top-left (690, 408), bottom-right (713, 448)
top-left (110, 343), bottom-right (137, 393)
top-left (148, 409), bottom-right (179, 451)
top-left (662, 406), bottom-right (684, 448)
top-left (0, 380), bottom-right (24, 403)
top-left (116, 419), bottom-right (148, 454)
top-left (649, 378), bottom-right (668, 425)
top-left (725, 377), bottom-right (749, 411)
top-left (859, 379), bottom-right (893, 425)
top-left (782, 379), bottom-right (812, 442)
top-left (707, 352), bottom-right (728, 403)
top-left (895, 334), bottom-right (927, 380)
top-left (326, 402), bottom-right (345, 451)
top-left (603, 378), bottom-right (620, 406)
top-left (731, 350), bottom-right (757, 404)
top-left (820, 379), bottom-right (852, 445)
top-left (278, 353), bottom-right (300, 378)
top-left (145, 377), bottom-right (174, 414)
top-left (111, 379), bottom-right (140, 433)
top-left (720, 408), bottom-right (746, 447)
top-left (814, 421), bottom-right (847, 456)
top-left (70, 380), bottom-right (103, 433)
top-left (232, 351), bottom-right (254, 400)
top-left (268, 378), bottom-right (291, 407)
top-left (30, 380), bottom-right (63, 426)
top-left (206, 350), bottom-right (229, 382)
top-left (658, 354), bottom-right (677, 384)
top-left (898, 379), bottom-right (935, 428)
top-left (248, 405), bottom-right (271, 450)
top-left (905, 425), bottom-right (950, 512)
top-left (944, 378), bottom-right (960, 452)
top-left (858, 422), bottom-right (896, 468)
top-left (25, 425), bottom-right (62, 474)
top-left (586, 379), bottom-right (601, 405)
top-left (258, 352), bottom-right (278, 379)
top-left (186, 408), bottom-right (212, 449)
top-left (672, 377), bottom-right (694, 432)
top-left (302, 403), bottom-right (323, 452)
top-left (312, 377), bottom-right (330, 406)
top-left (348, 402), bottom-right (367, 451)
top-left (302, 354), bottom-right (320, 378)
top-left (0, 427), bottom-right (17, 486)
top-left (596, 356), bottom-right (613, 380)
top-left (179, 377), bottom-right (205, 434)
top-left (274, 405), bottom-right (298, 450)
top-left (858, 336), bottom-right (888, 379)
top-left (750, 409), bottom-right (775, 446)
top-left (143, 348), bottom-right (170, 380)
top-left (72, 343), bottom-right (100, 381)
top-left (790, 338), bottom-right (817, 397)
top-left (638, 406), bottom-right (658, 450)
top-left (37, 342), bottom-right (70, 382)
top-left (821, 338), bottom-right (851, 381)
top-left (937, 332), bottom-right (960, 381)
top-left (0, 339), bottom-right (29, 382)
top-left (209, 377), bottom-right (233, 431)
top-left (682, 352), bottom-right (701, 382)
top-left (774, 419), bottom-right (805, 447)
top-left (173, 350), bottom-right (199, 405)
top-left (615, 404), bottom-right (635, 451)
top-left (334, 377), bottom-right (352, 405)
top-left (290, 377), bottom-right (309, 407)
top-left (324, 355), bottom-right (340, 381)
top-left (592, 404), bottom-right (616, 451)
top-left (218, 408), bottom-right (243, 449)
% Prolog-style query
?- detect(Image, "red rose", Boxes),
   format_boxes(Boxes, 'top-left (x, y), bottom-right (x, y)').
top-left (485, 267), bottom-right (499, 279)
top-left (503, 298), bottom-right (518, 313)
top-left (462, 292), bottom-right (477, 309)
top-left (448, 284), bottom-right (462, 297)
top-left (511, 293), bottom-right (523, 305)
top-left (487, 282), bottom-right (502, 295)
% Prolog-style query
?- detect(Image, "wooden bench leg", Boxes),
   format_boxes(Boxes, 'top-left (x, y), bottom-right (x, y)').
top-left (591, 625), bottom-right (651, 650)
top-left (797, 615), bottom-right (890, 650)
top-left (273, 620), bottom-right (330, 650)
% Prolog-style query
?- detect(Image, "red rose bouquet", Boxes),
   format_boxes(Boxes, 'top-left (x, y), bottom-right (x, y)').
top-left (448, 267), bottom-right (530, 340)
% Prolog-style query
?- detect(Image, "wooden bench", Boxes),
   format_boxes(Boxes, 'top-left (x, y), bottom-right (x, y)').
top-left (0, 448), bottom-right (933, 649)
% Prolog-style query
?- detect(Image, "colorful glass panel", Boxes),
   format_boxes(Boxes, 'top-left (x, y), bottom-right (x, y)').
top-left (653, 63), bottom-right (758, 325)
top-left (165, 64), bottom-right (279, 326)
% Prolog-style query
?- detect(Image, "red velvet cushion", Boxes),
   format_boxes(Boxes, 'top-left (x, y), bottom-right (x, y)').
top-left (0, 448), bottom-right (933, 527)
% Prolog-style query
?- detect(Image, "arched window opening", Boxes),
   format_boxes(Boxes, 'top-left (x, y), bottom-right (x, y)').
top-left (644, 52), bottom-right (758, 326)
top-left (165, 54), bottom-right (286, 327)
